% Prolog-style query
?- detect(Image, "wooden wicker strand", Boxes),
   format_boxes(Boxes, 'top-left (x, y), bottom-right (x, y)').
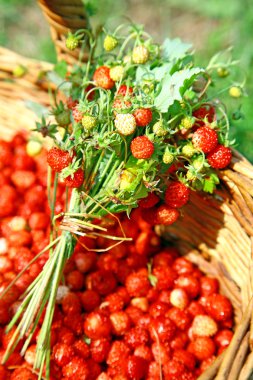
top-left (37, 0), bottom-right (89, 64)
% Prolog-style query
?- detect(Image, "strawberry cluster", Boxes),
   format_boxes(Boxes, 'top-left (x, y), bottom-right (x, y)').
top-left (0, 135), bottom-right (234, 380)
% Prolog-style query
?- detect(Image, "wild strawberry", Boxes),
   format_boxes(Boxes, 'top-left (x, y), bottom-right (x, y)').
top-left (52, 342), bottom-right (75, 367)
top-left (74, 251), bottom-right (97, 273)
top-left (11, 170), bottom-right (36, 189)
top-left (63, 168), bottom-right (84, 188)
top-left (10, 368), bottom-right (37, 380)
top-left (8, 216), bottom-right (27, 232)
top-left (152, 266), bottom-right (177, 290)
top-left (80, 114), bottom-right (97, 130)
top-left (104, 35), bottom-right (118, 51)
top-left (170, 332), bottom-right (189, 350)
top-left (193, 106), bottom-right (215, 127)
top-left (151, 342), bottom-right (171, 364)
top-left (26, 140), bottom-right (42, 157)
top-left (149, 301), bottom-right (169, 319)
top-left (134, 345), bottom-right (152, 362)
top-left (170, 288), bottom-right (189, 309)
top-left (89, 270), bottom-right (117, 295)
top-left (163, 359), bottom-right (186, 379)
top-left (47, 147), bottom-right (72, 172)
top-left (117, 85), bottom-right (134, 97)
top-left (90, 338), bottom-right (111, 363)
top-left (104, 293), bottom-right (124, 312)
top-left (126, 355), bottom-right (149, 379)
top-left (113, 98), bottom-right (132, 113)
top-left (187, 301), bottom-right (206, 317)
top-left (61, 292), bottom-right (82, 315)
top-left (173, 258), bottom-right (194, 275)
top-left (200, 277), bottom-right (219, 296)
top-left (0, 141), bottom-right (12, 169)
top-left (107, 341), bottom-right (130, 367)
top-left (93, 66), bottom-right (115, 89)
top-left (175, 274), bottom-right (200, 299)
top-left (29, 212), bottom-right (50, 230)
top-left (165, 181), bottom-right (190, 208)
top-left (131, 136), bottom-right (154, 159)
top-left (62, 356), bottom-right (90, 379)
top-left (138, 192), bottom-right (159, 208)
top-left (192, 126), bottom-right (218, 153)
top-left (199, 355), bottom-right (216, 373)
top-left (131, 297), bottom-right (149, 312)
top-left (207, 144), bottom-right (232, 169)
top-left (72, 106), bottom-right (83, 123)
top-left (229, 86), bottom-right (242, 98)
top-left (192, 315), bottom-right (218, 337)
top-left (135, 230), bottom-right (160, 256)
top-left (0, 365), bottom-right (9, 379)
top-left (173, 349), bottom-right (196, 370)
top-left (206, 294), bottom-right (233, 322)
top-left (124, 327), bottom-right (149, 349)
top-left (65, 33), bottom-right (80, 50)
top-left (115, 113), bottom-right (136, 135)
top-left (188, 336), bottom-right (216, 360)
top-left (182, 143), bottom-right (196, 158)
top-left (73, 340), bottom-right (90, 359)
top-left (55, 109), bottom-right (71, 126)
top-left (166, 308), bottom-right (192, 331)
top-left (110, 311), bottom-right (131, 335)
top-left (133, 108), bottom-right (152, 127)
top-left (66, 270), bottom-right (84, 290)
top-left (180, 116), bottom-right (195, 130)
top-left (110, 65), bottom-right (124, 82)
top-left (125, 269), bottom-right (151, 297)
top-left (153, 248), bottom-right (178, 267)
top-left (84, 311), bottom-right (112, 339)
top-left (163, 150), bottom-right (175, 164)
top-left (155, 204), bottom-right (180, 225)
top-left (149, 316), bottom-right (176, 342)
top-left (153, 120), bottom-right (167, 136)
top-left (214, 329), bottom-right (233, 348)
top-left (132, 45), bottom-right (149, 64)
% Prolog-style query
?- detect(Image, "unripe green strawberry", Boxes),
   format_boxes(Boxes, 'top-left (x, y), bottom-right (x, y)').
top-left (217, 67), bottom-right (229, 78)
top-left (119, 170), bottom-right (136, 190)
top-left (115, 113), bottom-right (136, 135)
top-left (103, 35), bottom-right (118, 51)
top-left (82, 115), bottom-right (97, 131)
top-left (132, 45), bottom-right (149, 64)
top-left (65, 33), bottom-right (80, 50)
top-left (180, 116), bottom-right (195, 130)
top-left (163, 151), bottom-right (174, 164)
top-left (186, 170), bottom-right (197, 181)
top-left (229, 86), bottom-right (242, 98)
top-left (13, 64), bottom-right (27, 77)
top-left (182, 144), bottom-right (195, 158)
top-left (26, 140), bottom-right (42, 157)
top-left (55, 110), bottom-right (71, 127)
top-left (192, 157), bottom-right (205, 171)
top-left (153, 121), bottom-right (167, 136)
top-left (110, 66), bottom-right (124, 82)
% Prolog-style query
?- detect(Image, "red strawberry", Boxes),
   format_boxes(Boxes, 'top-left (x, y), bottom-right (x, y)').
top-left (47, 147), bottom-right (72, 172)
top-left (110, 311), bottom-right (131, 335)
top-left (62, 356), bottom-right (90, 379)
top-left (207, 144), bottom-right (232, 169)
top-left (84, 311), bottom-right (112, 339)
top-left (117, 85), bottom-right (134, 96)
top-left (138, 192), bottom-right (159, 208)
top-left (173, 349), bottom-right (196, 370)
top-left (85, 83), bottom-right (95, 100)
top-left (90, 338), bottom-right (111, 363)
top-left (163, 359), bottom-right (186, 379)
top-left (93, 66), bottom-right (115, 89)
top-left (134, 345), bottom-right (153, 362)
top-left (112, 98), bottom-right (132, 113)
top-left (9, 368), bottom-right (37, 380)
top-left (214, 329), bottom-right (233, 348)
top-left (133, 108), bottom-right (152, 127)
top-left (188, 336), bottom-right (216, 360)
top-left (155, 204), bottom-right (180, 225)
top-left (66, 97), bottom-right (78, 110)
top-left (72, 107), bottom-right (83, 124)
top-left (175, 274), bottom-right (200, 299)
top-left (206, 294), bottom-right (233, 322)
top-left (165, 181), bottom-right (190, 208)
top-left (192, 126), bottom-right (218, 153)
top-left (166, 307), bottom-right (192, 331)
top-left (125, 269), bottom-right (151, 297)
top-left (130, 136), bottom-right (154, 159)
top-left (63, 168), bottom-right (84, 188)
top-left (193, 106), bottom-right (215, 127)
top-left (126, 355), bottom-right (149, 379)
top-left (200, 277), bottom-right (219, 297)
top-left (149, 316), bottom-right (176, 342)
top-left (107, 341), bottom-right (130, 367)
top-left (52, 343), bottom-right (75, 367)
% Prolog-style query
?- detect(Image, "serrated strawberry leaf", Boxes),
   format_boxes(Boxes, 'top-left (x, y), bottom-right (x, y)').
top-left (154, 68), bottom-right (204, 113)
top-left (162, 38), bottom-right (192, 61)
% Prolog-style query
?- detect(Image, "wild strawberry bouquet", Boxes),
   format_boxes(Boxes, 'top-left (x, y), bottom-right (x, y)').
top-left (3, 23), bottom-right (240, 378)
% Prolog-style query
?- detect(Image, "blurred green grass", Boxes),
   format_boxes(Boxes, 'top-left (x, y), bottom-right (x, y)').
top-left (1, 0), bottom-right (252, 161)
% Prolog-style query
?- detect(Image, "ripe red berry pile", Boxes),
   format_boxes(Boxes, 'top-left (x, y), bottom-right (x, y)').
top-left (0, 135), bottom-right (234, 380)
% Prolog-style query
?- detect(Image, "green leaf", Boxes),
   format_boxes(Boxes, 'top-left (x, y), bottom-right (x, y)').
top-left (162, 38), bottom-right (192, 61)
top-left (202, 173), bottom-right (220, 193)
top-left (54, 61), bottom-right (68, 79)
top-left (154, 68), bottom-right (204, 113)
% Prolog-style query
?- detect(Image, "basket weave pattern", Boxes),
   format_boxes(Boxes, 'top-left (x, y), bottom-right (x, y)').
top-left (1, 2), bottom-right (253, 380)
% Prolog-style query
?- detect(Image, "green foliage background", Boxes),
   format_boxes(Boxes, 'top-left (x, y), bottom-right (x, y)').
top-left (1, 0), bottom-right (252, 161)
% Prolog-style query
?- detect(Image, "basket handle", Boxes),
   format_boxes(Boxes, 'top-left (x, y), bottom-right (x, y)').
top-left (37, 0), bottom-right (89, 64)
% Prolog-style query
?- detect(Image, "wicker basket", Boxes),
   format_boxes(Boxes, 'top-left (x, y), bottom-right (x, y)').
top-left (1, 1), bottom-right (253, 379)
